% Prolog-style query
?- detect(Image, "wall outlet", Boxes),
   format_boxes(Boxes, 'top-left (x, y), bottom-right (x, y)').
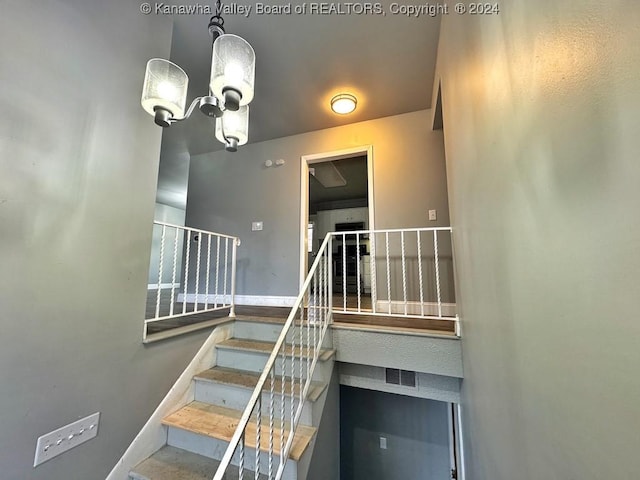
top-left (379, 436), bottom-right (387, 449)
top-left (428, 209), bottom-right (437, 221)
top-left (33, 412), bottom-right (100, 467)
top-left (252, 221), bottom-right (263, 231)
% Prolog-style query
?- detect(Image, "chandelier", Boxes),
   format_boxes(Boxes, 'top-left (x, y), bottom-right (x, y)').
top-left (140, 0), bottom-right (255, 152)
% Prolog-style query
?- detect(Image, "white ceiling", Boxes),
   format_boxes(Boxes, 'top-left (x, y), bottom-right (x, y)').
top-left (309, 155), bottom-right (368, 213)
top-left (155, 5), bottom-right (441, 208)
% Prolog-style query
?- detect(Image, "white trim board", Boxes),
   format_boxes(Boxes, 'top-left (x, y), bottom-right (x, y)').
top-left (372, 300), bottom-right (457, 317)
top-left (177, 293), bottom-right (297, 307)
top-left (299, 145), bottom-right (375, 290)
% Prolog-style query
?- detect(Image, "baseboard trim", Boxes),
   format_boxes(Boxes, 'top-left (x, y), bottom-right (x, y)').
top-left (177, 293), bottom-right (297, 307)
top-left (374, 300), bottom-right (457, 317)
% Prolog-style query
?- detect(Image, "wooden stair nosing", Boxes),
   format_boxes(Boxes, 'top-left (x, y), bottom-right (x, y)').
top-left (217, 338), bottom-right (335, 362)
top-left (162, 401), bottom-right (316, 461)
top-left (195, 366), bottom-right (326, 402)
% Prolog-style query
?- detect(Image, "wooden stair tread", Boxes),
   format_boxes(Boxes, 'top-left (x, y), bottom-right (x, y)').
top-left (217, 338), bottom-right (335, 361)
top-left (195, 366), bottom-right (326, 402)
top-left (130, 446), bottom-right (268, 480)
top-left (162, 402), bottom-right (316, 461)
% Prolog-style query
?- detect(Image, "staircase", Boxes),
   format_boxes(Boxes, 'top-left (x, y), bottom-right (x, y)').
top-left (128, 317), bottom-right (335, 480)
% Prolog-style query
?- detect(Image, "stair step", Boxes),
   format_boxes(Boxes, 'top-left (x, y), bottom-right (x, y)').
top-left (129, 445), bottom-right (267, 480)
top-left (195, 366), bottom-right (326, 402)
top-left (162, 401), bottom-right (316, 461)
top-left (216, 338), bottom-right (335, 361)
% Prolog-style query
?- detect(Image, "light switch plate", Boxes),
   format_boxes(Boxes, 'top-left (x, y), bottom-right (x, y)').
top-left (34, 412), bottom-right (100, 467)
top-left (428, 209), bottom-right (437, 221)
top-left (379, 436), bottom-right (387, 449)
top-left (252, 221), bottom-right (263, 231)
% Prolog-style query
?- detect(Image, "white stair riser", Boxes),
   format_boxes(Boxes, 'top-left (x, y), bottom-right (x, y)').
top-left (234, 321), bottom-right (333, 349)
top-left (167, 427), bottom-right (298, 480)
top-left (216, 348), bottom-right (332, 382)
top-left (194, 380), bottom-right (314, 426)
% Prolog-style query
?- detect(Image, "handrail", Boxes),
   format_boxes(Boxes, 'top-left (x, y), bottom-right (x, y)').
top-left (212, 233), bottom-right (333, 480)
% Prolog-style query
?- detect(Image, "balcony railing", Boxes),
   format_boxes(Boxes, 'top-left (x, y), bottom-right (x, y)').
top-left (330, 227), bottom-right (458, 334)
top-left (144, 221), bottom-right (240, 341)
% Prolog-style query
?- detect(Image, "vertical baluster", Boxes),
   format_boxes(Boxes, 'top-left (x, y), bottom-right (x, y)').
top-left (401, 230), bottom-right (408, 316)
top-left (307, 275), bottom-right (312, 381)
top-left (255, 398), bottom-right (261, 479)
top-left (194, 232), bottom-right (202, 312)
top-left (370, 232), bottom-right (377, 314)
top-left (385, 231), bottom-right (391, 315)
top-left (269, 369), bottom-right (274, 480)
top-left (299, 304), bottom-right (304, 414)
top-left (155, 225), bottom-right (166, 319)
top-left (433, 230), bottom-right (442, 318)
top-left (214, 236), bottom-right (221, 308)
top-left (417, 230), bottom-right (425, 317)
top-left (169, 227), bottom-right (179, 317)
top-left (205, 234), bottom-right (212, 310)
top-left (230, 238), bottom-right (238, 317)
top-left (342, 233), bottom-right (347, 311)
top-left (280, 346), bottom-right (285, 466)
top-left (224, 237), bottom-right (229, 306)
top-left (182, 230), bottom-right (191, 314)
top-left (313, 258), bottom-right (318, 362)
top-left (318, 249), bottom-right (323, 332)
top-left (290, 327), bottom-right (295, 455)
top-left (356, 232), bottom-right (362, 312)
top-left (325, 245), bottom-right (330, 330)
top-left (239, 433), bottom-right (245, 480)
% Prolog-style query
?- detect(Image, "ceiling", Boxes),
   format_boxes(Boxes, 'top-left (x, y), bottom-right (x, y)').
top-left (309, 155), bottom-right (368, 213)
top-left (155, 6), bottom-right (441, 208)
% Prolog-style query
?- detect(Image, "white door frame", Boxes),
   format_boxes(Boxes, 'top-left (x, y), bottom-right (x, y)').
top-left (299, 145), bottom-right (375, 289)
top-left (448, 402), bottom-right (466, 480)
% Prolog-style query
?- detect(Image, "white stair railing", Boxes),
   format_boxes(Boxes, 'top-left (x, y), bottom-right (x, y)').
top-left (212, 233), bottom-right (333, 480)
top-left (145, 221), bottom-right (240, 336)
top-left (331, 227), bottom-right (459, 335)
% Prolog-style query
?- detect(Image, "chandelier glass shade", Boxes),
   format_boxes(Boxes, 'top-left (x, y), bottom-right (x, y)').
top-left (210, 34), bottom-right (255, 111)
top-left (215, 105), bottom-right (249, 152)
top-left (141, 59), bottom-right (189, 119)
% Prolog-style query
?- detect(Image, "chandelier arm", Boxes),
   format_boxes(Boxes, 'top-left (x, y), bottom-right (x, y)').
top-left (169, 96), bottom-right (205, 123)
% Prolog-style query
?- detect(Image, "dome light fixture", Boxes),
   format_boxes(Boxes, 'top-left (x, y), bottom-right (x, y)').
top-left (331, 93), bottom-right (357, 115)
top-left (140, 0), bottom-right (255, 152)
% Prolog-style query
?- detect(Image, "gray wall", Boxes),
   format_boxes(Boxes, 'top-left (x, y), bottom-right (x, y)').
top-left (0, 2), bottom-right (212, 478)
top-left (186, 110), bottom-right (449, 296)
top-left (436, 1), bottom-right (640, 478)
top-left (340, 386), bottom-right (450, 480)
top-left (307, 367), bottom-right (341, 480)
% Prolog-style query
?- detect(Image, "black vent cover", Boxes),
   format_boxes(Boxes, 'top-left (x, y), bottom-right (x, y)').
top-left (385, 368), bottom-right (416, 387)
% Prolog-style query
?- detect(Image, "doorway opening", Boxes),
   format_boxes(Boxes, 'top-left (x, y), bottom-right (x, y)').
top-left (339, 385), bottom-right (454, 479)
top-left (299, 146), bottom-right (375, 298)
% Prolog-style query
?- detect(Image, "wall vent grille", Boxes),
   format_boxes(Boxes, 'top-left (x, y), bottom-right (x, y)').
top-left (385, 368), bottom-right (416, 387)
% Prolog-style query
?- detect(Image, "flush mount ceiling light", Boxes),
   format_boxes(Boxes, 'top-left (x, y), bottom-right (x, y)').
top-left (140, 0), bottom-right (255, 152)
top-left (330, 93), bottom-right (357, 115)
